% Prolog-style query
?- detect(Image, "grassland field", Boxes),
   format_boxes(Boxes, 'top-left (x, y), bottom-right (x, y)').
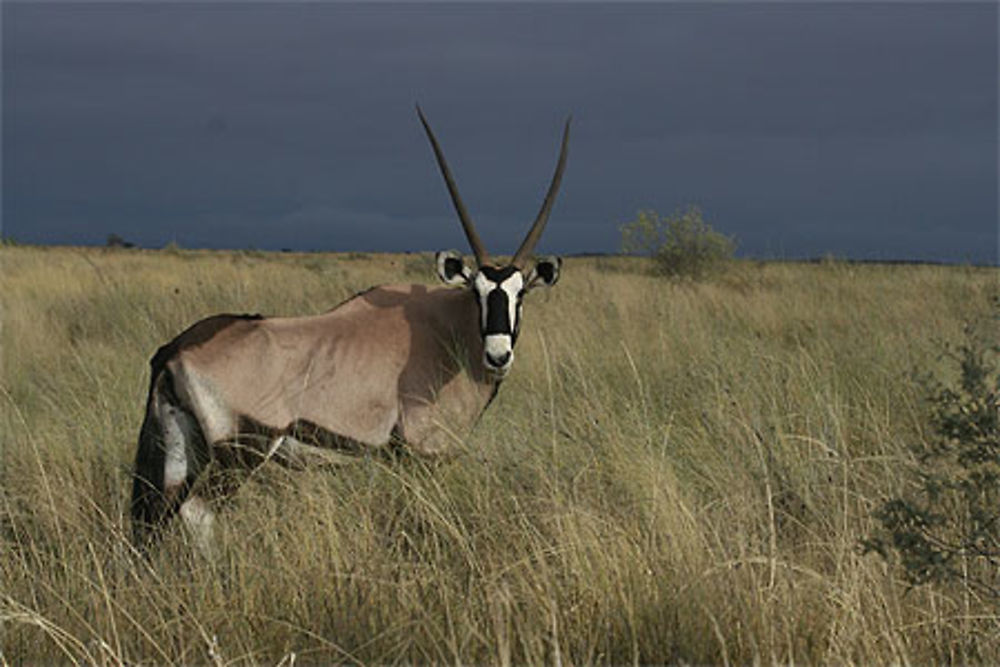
top-left (1, 244), bottom-right (998, 664)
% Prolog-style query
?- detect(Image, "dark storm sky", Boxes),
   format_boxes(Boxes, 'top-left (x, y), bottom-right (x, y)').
top-left (3, 2), bottom-right (997, 262)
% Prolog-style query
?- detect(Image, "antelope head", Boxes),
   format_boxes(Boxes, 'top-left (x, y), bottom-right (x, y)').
top-left (418, 106), bottom-right (569, 376)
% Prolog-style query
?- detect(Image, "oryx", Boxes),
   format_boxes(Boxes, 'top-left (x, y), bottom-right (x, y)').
top-left (130, 107), bottom-right (569, 548)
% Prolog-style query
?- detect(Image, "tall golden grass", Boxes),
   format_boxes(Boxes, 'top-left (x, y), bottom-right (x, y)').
top-left (1, 245), bottom-right (997, 663)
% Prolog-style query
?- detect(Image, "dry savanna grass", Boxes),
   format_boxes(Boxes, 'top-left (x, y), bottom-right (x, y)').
top-left (1, 244), bottom-right (998, 664)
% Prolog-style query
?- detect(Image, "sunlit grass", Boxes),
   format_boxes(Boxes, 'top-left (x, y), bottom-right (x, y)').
top-left (1, 245), bottom-right (997, 662)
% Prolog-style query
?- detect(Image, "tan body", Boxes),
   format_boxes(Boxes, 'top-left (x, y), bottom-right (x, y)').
top-left (171, 284), bottom-right (495, 457)
top-left (131, 284), bottom-right (501, 549)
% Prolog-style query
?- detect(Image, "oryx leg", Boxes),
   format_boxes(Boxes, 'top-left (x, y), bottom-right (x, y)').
top-left (269, 434), bottom-right (365, 467)
top-left (217, 416), bottom-right (373, 469)
top-left (131, 371), bottom-right (210, 548)
top-left (178, 495), bottom-right (216, 558)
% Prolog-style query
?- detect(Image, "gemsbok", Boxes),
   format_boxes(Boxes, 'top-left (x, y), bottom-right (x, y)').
top-left (130, 107), bottom-right (570, 548)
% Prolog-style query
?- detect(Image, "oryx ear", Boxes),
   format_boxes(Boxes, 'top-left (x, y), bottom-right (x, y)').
top-left (436, 250), bottom-right (472, 286)
top-left (527, 256), bottom-right (562, 289)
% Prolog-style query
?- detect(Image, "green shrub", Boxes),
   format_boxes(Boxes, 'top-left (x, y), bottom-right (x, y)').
top-left (865, 301), bottom-right (1000, 603)
top-left (619, 206), bottom-right (736, 279)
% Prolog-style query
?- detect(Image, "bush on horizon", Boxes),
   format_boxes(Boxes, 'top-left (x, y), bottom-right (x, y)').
top-left (620, 206), bottom-right (736, 279)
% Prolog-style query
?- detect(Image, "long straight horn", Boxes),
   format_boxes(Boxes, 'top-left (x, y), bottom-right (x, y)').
top-left (416, 105), bottom-right (489, 266)
top-left (512, 116), bottom-right (571, 269)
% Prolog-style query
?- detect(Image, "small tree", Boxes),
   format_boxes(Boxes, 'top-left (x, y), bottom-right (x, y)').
top-left (865, 303), bottom-right (1000, 604)
top-left (620, 206), bottom-right (735, 279)
top-left (106, 233), bottom-right (134, 248)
